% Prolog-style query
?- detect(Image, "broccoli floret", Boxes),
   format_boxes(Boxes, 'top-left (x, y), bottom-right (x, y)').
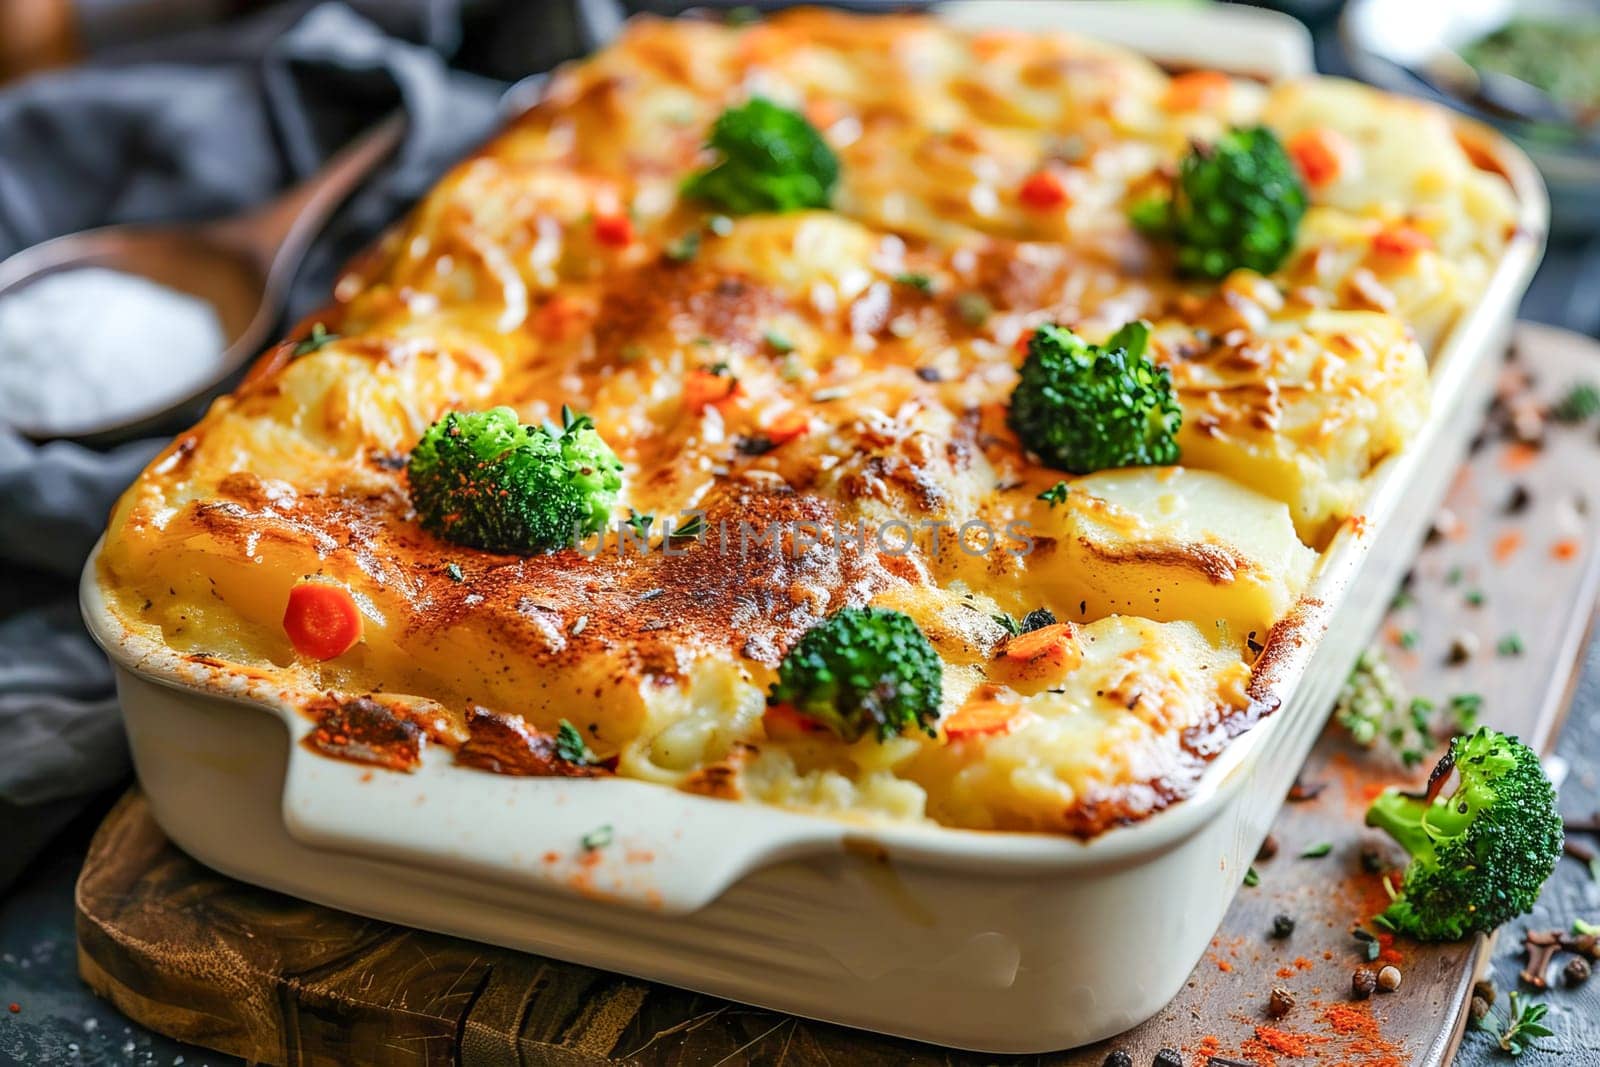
top-left (768, 607), bottom-right (943, 742)
top-left (1132, 126), bottom-right (1306, 279)
top-left (407, 405), bottom-right (622, 554)
top-left (682, 97), bottom-right (839, 214)
top-left (1007, 320), bottom-right (1181, 474)
top-left (1364, 727), bottom-right (1563, 940)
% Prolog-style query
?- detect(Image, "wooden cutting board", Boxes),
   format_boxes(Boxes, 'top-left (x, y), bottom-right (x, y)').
top-left (74, 323), bottom-right (1600, 1066)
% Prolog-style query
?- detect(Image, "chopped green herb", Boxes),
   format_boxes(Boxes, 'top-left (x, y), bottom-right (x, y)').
top-left (1466, 589), bottom-right (1486, 607)
top-left (1398, 629), bottom-right (1420, 650)
top-left (670, 513), bottom-right (707, 541)
top-left (894, 271), bottom-right (935, 294)
top-left (1446, 565), bottom-right (1465, 585)
top-left (444, 562), bottom-right (464, 583)
top-left (665, 230), bottom-right (701, 262)
top-left (1553, 381), bottom-right (1600, 423)
top-left (1475, 991), bottom-right (1553, 1056)
top-left (291, 322), bottom-right (338, 357)
top-left (1299, 842), bottom-right (1333, 859)
top-left (1498, 632), bottom-right (1525, 656)
top-left (992, 613), bottom-right (1022, 637)
top-left (1390, 590), bottom-right (1413, 611)
top-left (1243, 866), bottom-right (1260, 887)
top-left (581, 824), bottom-right (614, 851)
top-left (1448, 692), bottom-right (1483, 731)
top-left (954, 291), bottom-right (992, 328)
top-left (763, 330), bottom-right (795, 354)
top-left (556, 719), bottom-right (594, 765)
top-left (624, 510), bottom-right (653, 538)
top-left (1037, 481), bottom-right (1071, 507)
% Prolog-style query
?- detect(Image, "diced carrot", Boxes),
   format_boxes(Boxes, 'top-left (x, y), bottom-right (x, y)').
top-left (593, 213), bottom-right (634, 248)
top-left (1371, 225), bottom-right (1433, 259)
top-left (1018, 170), bottom-right (1069, 211)
top-left (683, 369), bottom-right (739, 413)
top-left (1002, 622), bottom-right (1081, 670)
top-left (1493, 530), bottom-right (1523, 562)
top-left (283, 582), bottom-right (363, 660)
top-left (1163, 70), bottom-right (1231, 111)
top-left (1501, 441), bottom-right (1539, 472)
top-left (1553, 538), bottom-right (1580, 561)
top-left (1287, 127), bottom-right (1348, 187)
top-left (763, 702), bottom-right (828, 739)
top-left (804, 98), bottom-right (843, 130)
top-left (971, 29), bottom-right (1028, 59)
top-left (943, 700), bottom-right (1021, 740)
top-left (534, 295), bottom-right (587, 342)
top-left (765, 410), bottom-right (811, 445)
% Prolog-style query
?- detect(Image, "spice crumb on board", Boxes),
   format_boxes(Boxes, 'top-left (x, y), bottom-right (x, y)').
top-left (1493, 530), bottom-right (1524, 562)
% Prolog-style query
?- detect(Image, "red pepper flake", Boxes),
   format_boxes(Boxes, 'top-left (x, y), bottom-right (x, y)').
top-left (593, 213), bottom-right (634, 248)
top-left (7, 1003), bottom-right (17, 1014)
top-left (1493, 530), bottom-right (1524, 562)
top-left (1371, 225), bottom-right (1433, 259)
top-left (1501, 441), bottom-right (1539, 471)
top-left (1253, 1025), bottom-right (1321, 1057)
top-left (1553, 538), bottom-right (1580, 561)
top-left (1018, 169), bottom-right (1069, 210)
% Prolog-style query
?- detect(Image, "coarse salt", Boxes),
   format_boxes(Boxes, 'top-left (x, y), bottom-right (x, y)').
top-left (0, 267), bottom-right (224, 436)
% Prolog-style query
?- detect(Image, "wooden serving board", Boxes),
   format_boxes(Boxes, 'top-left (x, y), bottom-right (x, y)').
top-left (75, 323), bottom-right (1600, 1066)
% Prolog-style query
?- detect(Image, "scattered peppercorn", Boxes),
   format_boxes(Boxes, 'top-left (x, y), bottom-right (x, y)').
top-left (1154, 1048), bottom-right (1183, 1067)
top-left (1271, 914), bottom-right (1296, 939)
top-left (1257, 834), bottom-right (1279, 861)
top-left (1352, 967), bottom-right (1378, 999)
top-left (1103, 1052), bottom-right (1133, 1067)
top-left (1565, 957), bottom-right (1592, 987)
top-left (1377, 965), bottom-right (1403, 992)
top-left (1360, 845), bottom-right (1386, 873)
top-left (1505, 484), bottom-right (1532, 513)
top-left (1447, 632), bottom-right (1478, 664)
top-left (1267, 986), bottom-right (1296, 1018)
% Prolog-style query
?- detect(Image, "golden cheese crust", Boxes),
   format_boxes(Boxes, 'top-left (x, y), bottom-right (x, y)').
top-left (96, 9), bottom-right (1517, 835)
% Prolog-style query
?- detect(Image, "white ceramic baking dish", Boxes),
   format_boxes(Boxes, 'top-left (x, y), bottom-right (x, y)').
top-left (78, 3), bottom-right (1548, 1054)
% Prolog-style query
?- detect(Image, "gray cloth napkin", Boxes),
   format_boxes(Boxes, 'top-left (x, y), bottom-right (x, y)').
top-left (0, 0), bottom-right (526, 882)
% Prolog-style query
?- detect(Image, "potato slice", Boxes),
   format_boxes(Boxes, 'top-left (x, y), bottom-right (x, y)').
top-left (1154, 309), bottom-right (1428, 545)
top-left (1031, 467), bottom-right (1314, 642)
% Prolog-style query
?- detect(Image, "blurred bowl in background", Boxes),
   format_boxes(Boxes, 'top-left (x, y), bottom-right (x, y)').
top-left (1343, 0), bottom-right (1600, 234)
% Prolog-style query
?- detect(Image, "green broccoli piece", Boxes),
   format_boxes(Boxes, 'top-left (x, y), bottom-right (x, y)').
top-left (1007, 320), bottom-right (1181, 474)
top-left (1132, 126), bottom-right (1306, 279)
top-left (1364, 727), bottom-right (1563, 940)
top-left (407, 405), bottom-right (623, 554)
top-left (682, 97), bottom-right (839, 214)
top-left (768, 607), bottom-right (943, 742)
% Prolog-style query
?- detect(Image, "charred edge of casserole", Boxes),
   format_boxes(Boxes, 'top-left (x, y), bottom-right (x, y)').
top-left (456, 706), bottom-right (611, 777)
top-left (304, 694), bottom-right (428, 772)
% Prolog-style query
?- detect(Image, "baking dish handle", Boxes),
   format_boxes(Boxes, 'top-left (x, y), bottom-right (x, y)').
top-left (935, 0), bottom-right (1315, 81)
top-left (278, 732), bottom-right (847, 915)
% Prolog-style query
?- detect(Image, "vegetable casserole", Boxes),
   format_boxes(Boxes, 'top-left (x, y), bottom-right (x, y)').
top-left (95, 9), bottom-right (1520, 836)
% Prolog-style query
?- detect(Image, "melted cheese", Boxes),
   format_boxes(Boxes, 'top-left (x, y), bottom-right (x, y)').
top-left (96, 9), bottom-right (1516, 835)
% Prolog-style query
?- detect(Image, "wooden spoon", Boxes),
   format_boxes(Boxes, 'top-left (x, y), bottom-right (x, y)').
top-left (0, 113), bottom-right (405, 444)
